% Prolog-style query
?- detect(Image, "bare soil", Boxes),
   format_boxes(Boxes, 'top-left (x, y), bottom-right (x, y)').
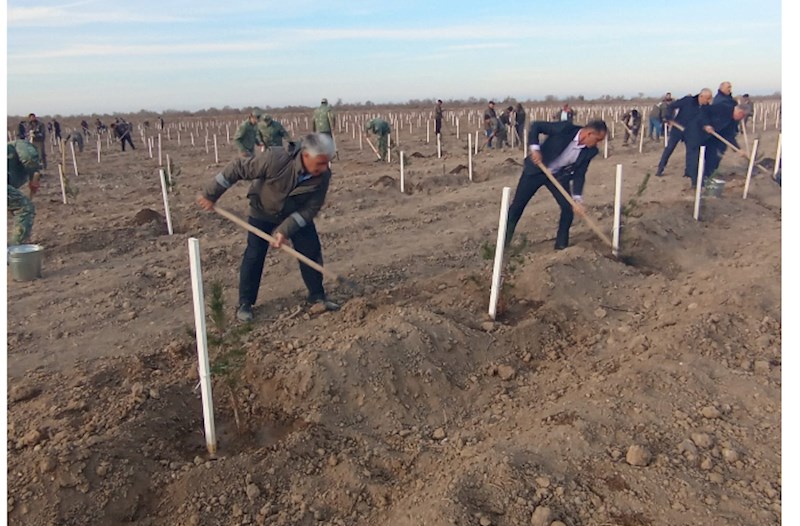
top-left (7, 106), bottom-right (781, 526)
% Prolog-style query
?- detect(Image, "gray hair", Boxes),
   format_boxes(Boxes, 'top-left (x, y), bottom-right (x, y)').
top-left (302, 133), bottom-right (336, 158)
top-left (699, 88), bottom-right (713, 97)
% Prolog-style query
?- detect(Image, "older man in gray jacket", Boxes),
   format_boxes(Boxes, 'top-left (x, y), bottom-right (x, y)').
top-left (197, 133), bottom-right (339, 322)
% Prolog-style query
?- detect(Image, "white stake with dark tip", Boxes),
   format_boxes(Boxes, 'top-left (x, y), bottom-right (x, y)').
top-left (187, 237), bottom-right (217, 457)
top-left (612, 164), bottom-right (622, 257)
top-left (743, 139), bottom-right (759, 199)
top-left (693, 146), bottom-right (705, 221)
top-left (69, 142), bottom-right (79, 178)
top-left (488, 187), bottom-right (512, 320)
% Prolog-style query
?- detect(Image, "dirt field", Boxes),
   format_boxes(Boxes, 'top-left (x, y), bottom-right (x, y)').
top-left (6, 103), bottom-right (782, 526)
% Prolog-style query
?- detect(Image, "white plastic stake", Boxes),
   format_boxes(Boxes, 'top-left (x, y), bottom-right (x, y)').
top-left (359, 130), bottom-right (363, 151)
top-left (474, 130), bottom-right (479, 155)
top-left (187, 238), bottom-right (217, 457)
top-left (664, 123), bottom-right (668, 148)
top-left (226, 124), bottom-right (230, 144)
top-left (158, 134), bottom-right (163, 166)
top-left (612, 164), bottom-right (622, 257)
top-left (178, 131), bottom-right (181, 146)
top-left (159, 169), bottom-right (174, 235)
top-left (69, 142), bottom-right (79, 178)
top-left (148, 137), bottom-right (153, 159)
top-left (426, 120), bottom-right (430, 143)
top-left (743, 139), bottom-right (759, 199)
top-left (437, 134), bottom-right (441, 158)
top-left (638, 124), bottom-right (645, 153)
top-left (57, 164), bottom-right (67, 204)
top-left (603, 135), bottom-right (608, 159)
top-left (166, 154), bottom-right (172, 189)
top-left (456, 118), bottom-right (460, 139)
top-left (400, 151), bottom-right (405, 193)
top-left (97, 139), bottom-right (101, 163)
top-left (468, 134), bottom-right (473, 182)
top-left (213, 134), bottom-right (219, 165)
top-left (488, 187), bottom-right (512, 320)
top-left (693, 146), bottom-right (705, 221)
top-left (774, 134), bottom-right (782, 179)
top-left (523, 128), bottom-right (528, 152)
top-left (387, 134), bottom-right (391, 163)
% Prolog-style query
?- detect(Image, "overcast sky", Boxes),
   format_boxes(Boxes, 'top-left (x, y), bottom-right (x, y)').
top-left (5, 0), bottom-right (783, 117)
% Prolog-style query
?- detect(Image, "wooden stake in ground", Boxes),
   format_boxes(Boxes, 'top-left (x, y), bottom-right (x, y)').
top-left (213, 134), bottom-right (219, 165)
top-left (773, 134), bottom-right (781, 180)
top-left (57, 164), bottom-right (67, 204)
top-left (693, 146), bottom-right (705, 221)
top-left (69, 142), bottom-right (79, 178)
top-left (488, 186), bottom-right (512, 320)
top-left (159, 169), bottom-right (174, 235)
top-left (743, 139), bottom-right (759, 199)
top-left (535, 161), bottom-right (614, 249)
top-left (468, 134), bottom-right (473, 182)
top-left (612, 164), bottom-right (622, 257)
top-left (400, 151), bottom-right (405, 193)
top-left (187, 237), bottom-right (217, 457)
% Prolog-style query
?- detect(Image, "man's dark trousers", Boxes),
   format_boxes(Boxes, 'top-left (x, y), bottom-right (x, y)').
top-left (505, 168), bottom-right (574, 248)
top-left (239, 216), bottom-right (325, 306)
top-left (656, 126), bottom-right (684, 174)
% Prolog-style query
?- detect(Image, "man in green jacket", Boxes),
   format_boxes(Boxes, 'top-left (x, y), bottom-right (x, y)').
top-left (365, 118), bottom-right (391, 161)
top-left (233, 113), bottom-right (263, 158)
top-left (312, 98), bottom-right (335, 137)
top-left (257, 115), bottom-right (289, 147)
top-left (196, 133), bottom-right (339, 322)
top-left (7, 140), bottom-right (41, 245)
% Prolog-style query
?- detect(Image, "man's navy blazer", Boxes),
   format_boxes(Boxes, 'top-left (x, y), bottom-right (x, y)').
top-left (523, 120), bottom-right (599, 196)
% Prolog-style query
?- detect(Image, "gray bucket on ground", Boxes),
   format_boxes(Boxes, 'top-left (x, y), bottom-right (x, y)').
top-left (706, 178), bottom-right (726, 198)
top-left (8, 244), bottom-right (44, 281)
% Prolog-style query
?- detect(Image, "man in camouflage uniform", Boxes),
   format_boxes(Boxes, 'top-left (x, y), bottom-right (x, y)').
top-left (365, 118), bottom-right (391, 161)
top-left (7, 140), bottom-right (42, 245)
top-left (233, 113), bottom-right (262, 158)
top-left (26, 113), bottom-right (47, 169)
top-left (257, 115), bottom-right (289, 147)
top-left (312, 98), bottom-right (335, 138)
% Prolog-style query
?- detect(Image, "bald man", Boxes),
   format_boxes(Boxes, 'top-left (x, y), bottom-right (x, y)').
top-left (655, 89), bottom-right (713, 177)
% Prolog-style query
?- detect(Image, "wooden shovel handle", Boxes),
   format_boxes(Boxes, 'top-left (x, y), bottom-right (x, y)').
top-left (364, 136), bottom-right (382, 159)
top-left (535, 161), bottom-right (614, 249)
top-left (669, 121), bottom-right (771, 174)
top-left (214, 206), bottom-right (341, 282)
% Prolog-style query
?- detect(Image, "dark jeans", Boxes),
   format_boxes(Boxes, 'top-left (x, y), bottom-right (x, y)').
top-left (685, 145), bottom-right (702, 186)
top-left (434, 118), bottom-right (442, 135)
top-left (515, 124), bottom-right (525, 144)
top-left (505, 168), bottom-right (574, 248)
top-left (239, 216), bottom-right (325, 307)
top-left (648, 117), bottom-right (662, 139)
top-left (120, 133), bottom-right (135, 151)
top-left (703, 138), bottom-right (726, 179)
top-left (656, 127), bottom-right (684, 174)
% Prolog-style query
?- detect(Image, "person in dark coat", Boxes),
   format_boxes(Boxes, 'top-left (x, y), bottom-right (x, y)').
top-left (506, 119), bottom-right (607, 250)
top-left (655, 89), bottom-right (713, 177)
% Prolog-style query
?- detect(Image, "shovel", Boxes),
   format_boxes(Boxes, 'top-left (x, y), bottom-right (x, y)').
top-left (364, 136), bottom-right (383, 159)
top-left (213, 205), bottom-right (360, 292)
top-left (534, 161), bottom-right (614, 250)
top-left (669, 121), bottom-right (771, 175)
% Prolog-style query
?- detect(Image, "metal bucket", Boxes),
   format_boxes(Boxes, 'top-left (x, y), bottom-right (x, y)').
top-left (8, 244), bottom-right (44, 281)
top-left (706, 178), bottom-right (726, 198)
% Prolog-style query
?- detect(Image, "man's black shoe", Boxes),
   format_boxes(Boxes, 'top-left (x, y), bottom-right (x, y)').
top-left (554, 243), bottom-right (568, 251)
top-left (237, 303), bottom-right (254, 323)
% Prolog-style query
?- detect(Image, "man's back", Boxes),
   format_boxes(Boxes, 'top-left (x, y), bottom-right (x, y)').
top-left (313, 105), bottom-right (333, 133)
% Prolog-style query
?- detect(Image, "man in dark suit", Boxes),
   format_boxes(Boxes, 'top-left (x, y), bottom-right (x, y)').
top-left (505, 119), bottom-right (607, 250)
top-left (655, 88), bottom-right (713, 177)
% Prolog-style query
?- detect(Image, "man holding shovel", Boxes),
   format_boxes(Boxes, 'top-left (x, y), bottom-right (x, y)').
top-left (196, 133), bottom-right (340, 322)
top-left (505, 119), bottom-right (607, 250)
